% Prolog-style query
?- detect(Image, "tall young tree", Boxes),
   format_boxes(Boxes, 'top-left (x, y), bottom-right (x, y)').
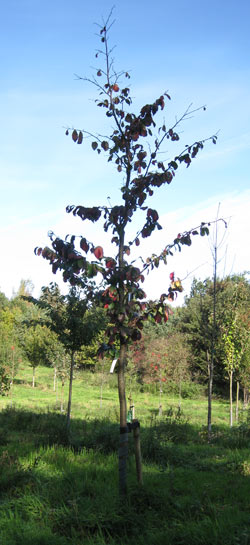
top-left (0, 303), bottom-right (21, 395)
top-left (39, 283), bottom-right (103, 433)
top-left (22, 324), bottom-right (50, 387)
top-left (223, 318), bottom-right (241, 427)
top-left (207, 203), bottom-right (229, 436)
top-left (222, 278), bottom-right (250, 425)
top-left (36, 13), bottom-right (221, 493)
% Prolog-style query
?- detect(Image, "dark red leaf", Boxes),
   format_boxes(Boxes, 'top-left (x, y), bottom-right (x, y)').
top-left (93, 246), bottom-right (104, 260)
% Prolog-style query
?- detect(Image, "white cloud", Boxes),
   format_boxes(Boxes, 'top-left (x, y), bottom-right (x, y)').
top-left (140, 189), bottom-right (250, 304)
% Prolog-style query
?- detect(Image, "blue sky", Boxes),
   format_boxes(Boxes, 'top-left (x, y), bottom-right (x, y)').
top-left (0, 0), bottom-right (249, 300)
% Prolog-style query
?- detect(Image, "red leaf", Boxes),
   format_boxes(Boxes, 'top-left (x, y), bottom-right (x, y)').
top-left (164, 309), bottom-right (169, 322)
top-left (77, 131), bottom-right (83, 144)
top-left (106, 259), bottom-right (115, 269)
top-left (154, 313), bottom-right (162, 324)
top-left (93, 246), bottom-right (104, 260)
top-left (80, 238), bottom-right (89, 253)
top-left (101, 140), bottom-right (109, 151)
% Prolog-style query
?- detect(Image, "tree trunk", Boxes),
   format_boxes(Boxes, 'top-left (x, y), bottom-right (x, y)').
top-left (207, 350), bottom-right (213, 437)
top-left (100, 381), bottom-right (103, 409)
top-left (208, 206), bottom-right (219, 438)
top-left (236, 380), bottom-right (239, 423)
top-left (10, 352), bottom-right (14, 407)
top-left (56, 375), bottom-right (58, 404)
top-left (66, 352), bottom-right (74, 434)
top-left (179, 378), bottom-right (182, 409)
top-left (32, 367), bottom-right (35, 388)
top-left (100, 361), bottom-right (104, 409)
top-left (118, 342), bottom-right (128, 495)
top-left (61, 379), bottom-right (64, 413)
top-left (133, 421), bottom-right (143, 485)
top-left (243, 388), bottom-right (249, 408)
top-left (53, 367), bottom-right (57, 392)
top-left (230, 370), bottom-right (233, 427)
top-left (159, 373), bottom-right (163, 416)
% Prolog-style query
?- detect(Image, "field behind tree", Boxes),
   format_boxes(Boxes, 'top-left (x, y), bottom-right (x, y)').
top-left (1, 363), bottom-right (250, 545)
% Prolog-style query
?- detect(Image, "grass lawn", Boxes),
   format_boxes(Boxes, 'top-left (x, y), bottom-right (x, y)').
top-left (0, 364), bottom-right (250, 544)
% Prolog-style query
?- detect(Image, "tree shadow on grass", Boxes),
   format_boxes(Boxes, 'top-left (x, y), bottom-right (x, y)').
top-left (1, 405), bottom-right (250, 460)
top-left (1, 407), bottom-right (250, 544)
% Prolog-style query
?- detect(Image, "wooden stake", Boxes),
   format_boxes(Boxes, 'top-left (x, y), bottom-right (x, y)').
top-left (132, 420), bottom-right (143, 485)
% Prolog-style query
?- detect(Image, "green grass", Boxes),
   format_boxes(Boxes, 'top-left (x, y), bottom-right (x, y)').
top-left (0, 363), bottom-right (231, 426)
top-left (1, 364), bottom-right (250, 544)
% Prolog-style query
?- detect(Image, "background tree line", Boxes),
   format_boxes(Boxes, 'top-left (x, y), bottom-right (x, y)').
top-left (0, 274), bottom-right (249, 415)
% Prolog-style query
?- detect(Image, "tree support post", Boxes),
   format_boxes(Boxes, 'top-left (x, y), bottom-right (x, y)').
top-left (132, 420), bottom-right (143, 485)
top-left (230, 369), bottom-right (233, 427)
top-left (236, 380), bottom-right (239, 423)
top-left (127, 420), bottom-right (143, 485)
top-left (66, 351), bottom-right (74, 435)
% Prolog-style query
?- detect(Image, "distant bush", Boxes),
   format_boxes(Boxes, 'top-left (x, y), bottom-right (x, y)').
top-left (178, 381), bottom-right (206, 399)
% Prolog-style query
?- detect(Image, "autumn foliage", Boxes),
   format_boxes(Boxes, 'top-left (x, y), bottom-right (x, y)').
top-left (36, 76), bottom-right (215, 349)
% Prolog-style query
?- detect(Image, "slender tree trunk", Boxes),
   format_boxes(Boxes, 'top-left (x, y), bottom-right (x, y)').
top-left (66, 352), bottom-right (74, 434)
top-left (236, 380), bottom-right (239, 423)
top-left (118, 342), bottom-right (128, 496)
top-left (207, 350), bottom-right (214, 437)
top-left (32, 367), bottom-right (35, 388)
top-left (159, 370), bottom-right (163, 416)
top-left (10, 351), bottom-right (14, 407)
top-left (243, 388), bottom-right (249, 408)
top-left (53, 367), bottom-right (57, 392)
top-left (159, 383), bottom-right (163, 416)
top-left (100, 361), bottom-right (104, 409)
top-left (133, 422), bottom-right (143, 485)
top-left (61, 379), bottom-right (64, 413)
top-left (208, 204), bottom-right (219, 437)
top-left (230, 370), bottom-right (233, 427)
top-left (117, 213), bottom-right (129, 495)
top-left (179, 378), bottom-right (182, 409)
